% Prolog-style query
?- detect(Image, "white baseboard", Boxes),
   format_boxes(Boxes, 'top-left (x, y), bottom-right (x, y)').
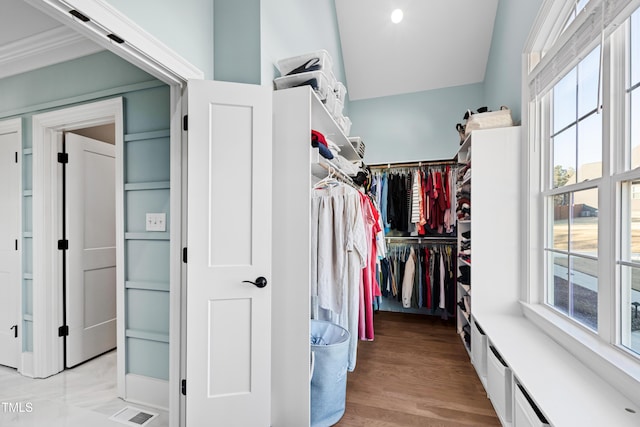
top-left (19, 352), bottom-right (34, 378)
top-left (125, 373), bottom-right (169, 410)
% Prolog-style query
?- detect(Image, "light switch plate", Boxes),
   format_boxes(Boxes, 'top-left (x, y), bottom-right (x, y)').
top-left (146, 213), bottom-right (166, 232)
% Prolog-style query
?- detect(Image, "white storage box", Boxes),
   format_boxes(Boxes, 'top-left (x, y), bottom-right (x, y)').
top-left (274, 70), bottom-right (331, 100)
top-left (348, 137), bottom-right (365, 159)
top-left (324, 93), bottom-right (338, 117)
top-left (334, 82), bottom-right (347, 102)
top-left (327, 70), bottom-right (337, 93)
top-left (515, 384), bottom-right (549, 427)
top-left (471, 320), bottom-right (487, 382)
top-left (487, 344), bottom-right (512, 424)
top-left (333, 98), bottom-right (344, 119)
top-left (338, 116), bottom-right (352, 136)
top-left (277, 49), bottom-right (333, 76)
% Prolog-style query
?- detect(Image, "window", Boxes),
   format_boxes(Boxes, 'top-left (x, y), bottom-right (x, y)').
top-left (528, 0), bottom-right (640, 369)
top-left (545, 47), bottom-right (602, 331)
top-left (562, 0), bottom-right (590, 33)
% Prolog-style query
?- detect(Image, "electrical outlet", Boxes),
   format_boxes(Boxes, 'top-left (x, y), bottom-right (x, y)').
top-left (146, 213), bottom-right (166, 232)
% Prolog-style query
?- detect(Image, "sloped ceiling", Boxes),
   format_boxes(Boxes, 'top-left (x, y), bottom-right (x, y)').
top-left (335, 0), bottom-right (499, 101)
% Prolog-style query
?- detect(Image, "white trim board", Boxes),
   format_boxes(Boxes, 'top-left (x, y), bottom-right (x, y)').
top-left (24, 0), bottom-right (203, 86)
top-left (20, 352), bottom-right (34, 378)
top-left (125, 374), bottom-right (169, 411)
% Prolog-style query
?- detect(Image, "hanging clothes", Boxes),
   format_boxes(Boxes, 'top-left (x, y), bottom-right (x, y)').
top-left (358, 193), bottom-right (382, 341)
top-left (371, 163), bottom-right (457, 238)
top-left (311, 180), bottom-right (367, 372)
top-left (380, 242), bottom-right (457, 314)
top-left (401, 247), bottom-right (416, 308)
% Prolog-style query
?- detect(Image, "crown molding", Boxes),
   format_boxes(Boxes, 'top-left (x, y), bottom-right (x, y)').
top-left (0, 26), bottom-right (103, 80)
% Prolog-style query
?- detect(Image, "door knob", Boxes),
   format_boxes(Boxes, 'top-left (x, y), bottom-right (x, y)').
top-left (242, 277), bottom-right (268, 288)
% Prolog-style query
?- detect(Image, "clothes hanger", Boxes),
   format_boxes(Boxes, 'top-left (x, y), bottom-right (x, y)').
top-left (314, 167), bottom-right (340, 189)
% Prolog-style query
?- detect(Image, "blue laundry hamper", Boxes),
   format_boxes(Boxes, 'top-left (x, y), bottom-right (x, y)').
top-left (310, 320), bottom-right (350, 427)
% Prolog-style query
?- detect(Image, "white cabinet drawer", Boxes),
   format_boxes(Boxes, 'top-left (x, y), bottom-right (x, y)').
top-left (514, 384), bottom-right (549, 427)
top-left (471, 319), bottom-right (487, 380)
top-left (487, 344), bottom-right (512, 424)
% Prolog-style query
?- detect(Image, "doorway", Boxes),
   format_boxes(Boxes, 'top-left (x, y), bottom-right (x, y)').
top-left (31, 97), bottom-right (125, 391)
top-left (20, 1), bottom-right (198, 424)
top-left (62, 128), bottom-right (117, 369)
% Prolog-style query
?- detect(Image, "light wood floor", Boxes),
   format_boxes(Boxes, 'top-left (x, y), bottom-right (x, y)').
top-left (335, 311), bottom-right (500, 427)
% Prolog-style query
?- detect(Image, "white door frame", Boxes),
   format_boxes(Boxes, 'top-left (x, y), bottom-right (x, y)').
top-left (24, 1), bottom-right (203, 425)
top-left (31, 98), bottom-right (124, 381)
top-left (0, 118), bottom-right (23, 371)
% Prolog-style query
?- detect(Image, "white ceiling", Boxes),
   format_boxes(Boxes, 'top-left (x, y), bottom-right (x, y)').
top-left (0, 0), bottom-right (59, 45)
top-left (335, 0), bottom-right (499, 101)
top-left (1, 1), bottom-right (499, 102)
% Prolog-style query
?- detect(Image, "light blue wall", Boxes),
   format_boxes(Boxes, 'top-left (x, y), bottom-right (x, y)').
top-left (122, 87), bottom-right (171, 381)
top-left (484, 0), bottom-right (543, 124)
top-left (105, 0), bottom-right (214, 79)
top-left (0, 51), bottom-right (153, 115)
top-left (0, 51), bottom-right (171, 380)
top-left (349, 83), bottom-right (485, 164)
top-left (261, 0), bottom-right (348, 105)
top-left (214, 0), bottom-right (261, 84)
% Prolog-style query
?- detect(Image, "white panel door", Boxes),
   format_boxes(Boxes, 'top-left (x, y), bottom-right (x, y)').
top-left (186, 80), bottom-right (272, 426)
top-left (65, 133), bottom-right (117, 368)
top-left (0, 131), bottom-right (21, 368)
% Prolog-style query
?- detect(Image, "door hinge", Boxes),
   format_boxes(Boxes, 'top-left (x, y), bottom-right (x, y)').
top-left (181, 379), bottom-right (187, 395)
top-left (15, 151), bottom-right (18, 163)
top-left (58, 239), bottom-right (69, 250)
top-left (69, 9), bottom-right (90, 22)
top-left (183, 115), bottom-right (188, 131)
top-left (182, 247), bottom-right (187, 263)
top-left (107, 33), bottom-right (125, 44)
top-left (58, 325), bottom-right (69, 337)
top-left (15, 239), bottom-right (18, 251)
top-left (57, 152), bottom-right (68, 164)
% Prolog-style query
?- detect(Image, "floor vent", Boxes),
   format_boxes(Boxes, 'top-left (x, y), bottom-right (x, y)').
top-left (109, 406), bottom-right (158, 426)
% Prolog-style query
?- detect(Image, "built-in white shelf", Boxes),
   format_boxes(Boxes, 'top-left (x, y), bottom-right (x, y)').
top-left (125, 329), bottom-right (170, 344)
top-left (124, 181), bottom-right (170, 191)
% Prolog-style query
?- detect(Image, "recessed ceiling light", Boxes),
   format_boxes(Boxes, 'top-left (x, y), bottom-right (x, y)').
top-left (391, 9), bottom-right (403, 24)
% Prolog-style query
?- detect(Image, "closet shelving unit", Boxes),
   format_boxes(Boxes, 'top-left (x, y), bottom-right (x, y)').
top-left (271, 85), bottom-right (361, 427)
top-left (456, 135), bottom-right (472, 355)
top-left (369, 160), bottom-right (458, 316)
top-left (456, 126), bottom-right (523, 427)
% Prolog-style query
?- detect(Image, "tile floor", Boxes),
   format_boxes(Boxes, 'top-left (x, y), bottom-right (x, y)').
top-left (0, 351), bottom-right (169, 427)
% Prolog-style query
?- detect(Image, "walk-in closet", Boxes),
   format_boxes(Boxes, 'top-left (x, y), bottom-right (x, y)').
top-left (4, 2), bottom-right (640, 427)
top-left (271, 55), bottom-right (510, 423)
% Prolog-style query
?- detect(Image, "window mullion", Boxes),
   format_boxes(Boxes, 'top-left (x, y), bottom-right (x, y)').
top-left (613, 19), bottom-right (632, 349)
top-left (598, 28), bottom-right (618, 343)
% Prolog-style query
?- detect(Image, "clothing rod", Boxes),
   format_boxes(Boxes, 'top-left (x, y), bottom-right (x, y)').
top-left (369, 159), bottom-right (457, 169)
top-left (385, 236), bottom-right (456, 245)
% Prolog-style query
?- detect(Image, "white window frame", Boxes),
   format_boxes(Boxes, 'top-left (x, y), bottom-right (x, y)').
top-left (523, 0), bottom-right (640, 405)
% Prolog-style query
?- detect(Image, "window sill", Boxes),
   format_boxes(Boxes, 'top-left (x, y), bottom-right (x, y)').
top-left (520, 301), bottom-right (640, 407)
